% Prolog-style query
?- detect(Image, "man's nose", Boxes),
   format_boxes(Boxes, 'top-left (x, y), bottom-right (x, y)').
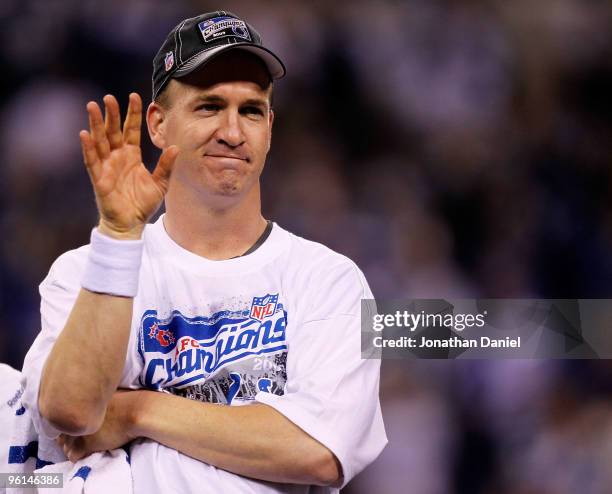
top-left (215, 110), bottom-right (245, 148)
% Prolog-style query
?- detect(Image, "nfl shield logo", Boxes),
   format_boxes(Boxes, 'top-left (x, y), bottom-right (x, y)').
top-left (164, 51), bottom-right (174, 71)
top-left (250, 294), bottom-right (279, 321)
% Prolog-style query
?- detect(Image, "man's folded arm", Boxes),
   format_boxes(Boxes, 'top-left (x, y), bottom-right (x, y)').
top-left (124, 391), bottom-right (342, 486)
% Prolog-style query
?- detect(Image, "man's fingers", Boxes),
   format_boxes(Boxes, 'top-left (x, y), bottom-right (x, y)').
top-left (66, 447), bottom-right (83, 463)
top-left (152, 145), bottom-right (179, 191)
top-left (58, 434), bottom-right (77, 461)
top-left (57, 434), bottom-right (66, 447)
top-left (87, 101), bottom-right (111, 159)
top-left (104, 95), bottom-right (123, 150)
top-left (61, 436), bottom-right (86, 462)
top-left (79, 130), bottom-right (102, 181)
top-left (123, 93), bottom-right (142, 146)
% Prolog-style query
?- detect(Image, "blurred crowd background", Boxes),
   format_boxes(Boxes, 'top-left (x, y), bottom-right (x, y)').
top-left (2, 0), bottom-right (612, 492)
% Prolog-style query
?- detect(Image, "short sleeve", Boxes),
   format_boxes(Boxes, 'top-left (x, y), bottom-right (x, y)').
top-left (21, 250), bottom-right (86, 439)
top-left (255, 259), bottom-right (387, 487)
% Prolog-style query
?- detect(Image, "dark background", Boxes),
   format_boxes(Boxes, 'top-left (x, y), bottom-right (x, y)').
top-left (3, 1), bottom-right (612, 492)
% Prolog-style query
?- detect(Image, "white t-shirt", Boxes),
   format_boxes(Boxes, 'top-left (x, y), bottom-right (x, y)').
top-left (21, 216), bottom-right (387, 493)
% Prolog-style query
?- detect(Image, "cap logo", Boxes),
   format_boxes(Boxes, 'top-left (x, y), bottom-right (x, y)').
top-left (164, 51), bottom-right (174, 71)
top-left (198, 16), bottom-right (251, 43)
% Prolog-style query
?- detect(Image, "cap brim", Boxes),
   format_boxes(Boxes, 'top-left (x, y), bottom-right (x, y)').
top-left (174, 43), bottom-right (286, 80)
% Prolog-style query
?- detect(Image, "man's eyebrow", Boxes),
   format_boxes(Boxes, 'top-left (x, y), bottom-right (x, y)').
top-left (191, 95), bottom-right (269, 108)
top-left (242, 98), bottom-right (269, 108)
top-left (194, 94), bottom-right (226, 103)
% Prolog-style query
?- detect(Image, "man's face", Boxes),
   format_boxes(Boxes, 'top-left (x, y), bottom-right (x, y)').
top-left (151, 51), bottom-right (274, 205)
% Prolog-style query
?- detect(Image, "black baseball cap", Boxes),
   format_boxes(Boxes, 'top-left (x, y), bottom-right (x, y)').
top-left (152, 11), bottom-right (286, 101)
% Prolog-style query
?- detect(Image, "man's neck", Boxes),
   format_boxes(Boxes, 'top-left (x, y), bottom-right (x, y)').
top-left (163, 184), bottom-right (268, 261)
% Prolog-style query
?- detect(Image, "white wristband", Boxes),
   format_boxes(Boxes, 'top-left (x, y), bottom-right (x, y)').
top-left (81, 227), bottom-right (144, 297)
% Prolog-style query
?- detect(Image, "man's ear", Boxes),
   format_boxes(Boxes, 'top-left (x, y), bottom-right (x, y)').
top-left (267, 109), bottom-right (274, 150)
top-left (146, 102), bottom-right (168, 150)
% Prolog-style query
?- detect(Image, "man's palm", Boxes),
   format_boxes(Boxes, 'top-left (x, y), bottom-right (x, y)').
top-left (80, 93), bottom-right (178, 235)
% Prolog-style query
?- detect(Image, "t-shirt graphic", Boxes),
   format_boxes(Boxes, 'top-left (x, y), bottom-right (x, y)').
top-left (137, 293), bottom-right (287, 404)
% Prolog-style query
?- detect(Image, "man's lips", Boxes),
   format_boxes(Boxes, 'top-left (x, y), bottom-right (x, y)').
top-left (205, 153), bottom-right (248, 162)
top-left (203, 154), bottom-right (249, 171)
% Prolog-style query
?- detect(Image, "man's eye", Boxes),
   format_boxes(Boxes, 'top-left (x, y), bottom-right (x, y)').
top-left (197, 104), bottom-right (220, 112)
top-left (242, 106), bottom-right (263, 116)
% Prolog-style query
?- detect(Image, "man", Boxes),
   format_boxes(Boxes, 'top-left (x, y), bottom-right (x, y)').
top-left (21, 11), bottom-right (387, 493)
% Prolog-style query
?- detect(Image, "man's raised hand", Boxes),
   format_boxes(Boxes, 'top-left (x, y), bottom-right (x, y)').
top-left (79, 93), bottom-right (179, 239)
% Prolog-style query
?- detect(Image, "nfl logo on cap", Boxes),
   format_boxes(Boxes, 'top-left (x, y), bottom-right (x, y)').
top-left (164, 51), bottom-right (174, 71)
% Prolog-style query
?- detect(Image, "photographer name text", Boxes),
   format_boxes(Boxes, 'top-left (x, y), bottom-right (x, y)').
top-left (372, 335), bottom-right (521, 349)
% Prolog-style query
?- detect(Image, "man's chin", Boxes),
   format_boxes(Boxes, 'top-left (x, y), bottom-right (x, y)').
top-left (215, 180), bottom-right (241, 196)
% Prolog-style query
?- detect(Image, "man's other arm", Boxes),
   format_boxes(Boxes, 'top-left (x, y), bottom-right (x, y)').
top-left (38, 289), bottom-right (134, 435)
top-left (38, 93), bottom-right (177, 435)
top-left (60, 390), bottom-right (341, 486)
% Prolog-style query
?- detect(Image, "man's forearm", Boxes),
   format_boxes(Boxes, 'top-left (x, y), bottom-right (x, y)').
top-left (128, 390), bottom-right (342, 486)
top-left (39, 289), bottom-right (133, 435)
